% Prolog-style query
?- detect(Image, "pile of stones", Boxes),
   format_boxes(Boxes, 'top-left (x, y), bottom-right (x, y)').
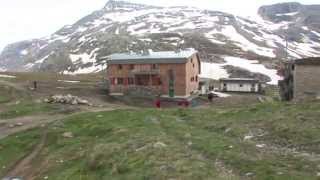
top-left (44, 94), bottom-right (91, 106)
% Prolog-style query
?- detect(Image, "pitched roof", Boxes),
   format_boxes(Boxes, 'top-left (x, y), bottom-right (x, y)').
top-left (294, 57), bottom-right (320, 65)
top-left (220, 78), bottom-right (260, 83)
top-left (106, 49), bottom-right (198, 64)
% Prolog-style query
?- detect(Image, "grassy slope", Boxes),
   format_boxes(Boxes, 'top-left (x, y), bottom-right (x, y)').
top-left (1, 101), bottom-right (320, 179)
top-left (0, 86), bottom-right (18, 104)
top-left (0, 102), bottom-right (60, 120)
top-left (0, 82), bottom-right (62, 119)
top-left (0, 129), bottom-right (42, 177)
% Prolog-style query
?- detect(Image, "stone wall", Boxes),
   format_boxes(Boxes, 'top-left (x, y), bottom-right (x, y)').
top-left (294, 64), bottom-right (320, 100)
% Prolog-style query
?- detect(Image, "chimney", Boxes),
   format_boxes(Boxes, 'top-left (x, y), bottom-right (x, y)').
top-left (142, 49), bottom-right (150, 55)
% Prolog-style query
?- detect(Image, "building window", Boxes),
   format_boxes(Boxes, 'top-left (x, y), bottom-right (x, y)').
top-left (292, 65), bottom-right (295, 71)
top-left (191, 77), bottom-right (195, 82)
top-left (239, 84), bottom-right (243, 87)
top-left (195, 76), bottom-right (198, 82)
top-left (128, 77), bottom-right (134, 85)
top-left (117, 78), bottom-right (124, 85)
top-left (129, 64), bottom-right (134, 70)
top-left (118, 65), bottom-right (123, 70)
top-left (151, 64), bottom-right (158, 70)
top-left (152, 77), bottom-right (162, 86)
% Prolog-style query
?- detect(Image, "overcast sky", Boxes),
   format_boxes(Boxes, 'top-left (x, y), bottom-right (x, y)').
top-left (0, 0), bottom-right (319, 52)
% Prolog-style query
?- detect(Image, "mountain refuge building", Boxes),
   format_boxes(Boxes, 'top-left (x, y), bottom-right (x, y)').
top-left (106, 49), bottom-right (201, 98)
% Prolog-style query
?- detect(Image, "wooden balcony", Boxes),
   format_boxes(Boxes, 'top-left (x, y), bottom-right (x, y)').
top-left (129, 64), bottom-right (160, 75)
top-left (130, 68), bottom-right (160, 75)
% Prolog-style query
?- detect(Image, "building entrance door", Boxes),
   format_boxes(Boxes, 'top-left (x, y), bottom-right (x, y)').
top-left (168, 69), bottom-right (175, 97)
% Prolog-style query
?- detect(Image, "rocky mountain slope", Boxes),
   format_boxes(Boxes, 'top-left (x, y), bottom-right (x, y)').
top-left (0, 1), bottom-right (319, 83)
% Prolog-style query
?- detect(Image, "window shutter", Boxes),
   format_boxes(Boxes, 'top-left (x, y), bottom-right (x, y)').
top-left (111, 78), bottom-right (115, 85)
top-left (124, 78), bottom-right (128, 85)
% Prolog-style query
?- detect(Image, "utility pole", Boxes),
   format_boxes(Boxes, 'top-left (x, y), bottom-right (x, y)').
top-left (285, 29), bottom-right (289, 61)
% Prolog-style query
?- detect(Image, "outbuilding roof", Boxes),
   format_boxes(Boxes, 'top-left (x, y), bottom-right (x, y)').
top-left (220, 78), bottom-right (260, 83)
top-left (106, 49), bottom-right (198, 64)
top-left (294, 57), bottom-right (320, 65)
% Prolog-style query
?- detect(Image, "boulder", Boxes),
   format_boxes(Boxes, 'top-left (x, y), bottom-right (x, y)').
top-left (153, 142), bottom-right (167, 148)
top-left (62, 132), bottom-right (74, 138)
top-left (15, 122), bottom-right (24, 126)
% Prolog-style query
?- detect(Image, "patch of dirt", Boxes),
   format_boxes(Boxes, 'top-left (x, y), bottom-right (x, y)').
top-left (0, 115), bottom-right (62, 140)
top-left (5, 128), bottom-right (48, 179)
top-left (214, 159), bottom-right (238, 179)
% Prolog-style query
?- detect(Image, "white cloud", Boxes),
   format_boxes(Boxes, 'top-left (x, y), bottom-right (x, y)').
top-left (0, 0), bottom-right (106, 52)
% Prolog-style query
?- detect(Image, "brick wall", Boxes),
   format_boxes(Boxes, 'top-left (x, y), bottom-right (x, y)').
top-left (107, 55), bottom-right (201, 97)
top-left (294, 64), bottom-right (320, 100)
top-left (107, 63), bottom-right (187, 96)
top-left (185, 54), bottom-right (201, 96)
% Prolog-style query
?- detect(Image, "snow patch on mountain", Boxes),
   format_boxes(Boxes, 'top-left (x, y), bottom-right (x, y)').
top-left (275, 12), bottom-right (299, 16)
top-left (0, 74), bottom-right (16, 78)
top-left (200, 56), bottom-right (282, 85)
top-left (0, 67), bottom-right (6, 72)
top-left (200, 62), bottom-right (229, 80)
top-left (69, 48), bottom-right (99, 64)
top-left (63, 63), bottom-right (107, 75)
top-left (220, 26), bottom-right (276, 57)
top-left (20, 49), bottom-right (29, 56)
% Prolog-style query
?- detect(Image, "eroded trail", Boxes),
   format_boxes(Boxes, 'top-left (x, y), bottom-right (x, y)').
top-left (1, 106), bottom-right (134, 179)
top-left (5, 128), bottom-right (48, 179)
top-left (0, 115), bottom-right (60, 140)
top-left (0, 105), bottom-right (131, 140)
top-left (0, 80), bottom-right (26, 92)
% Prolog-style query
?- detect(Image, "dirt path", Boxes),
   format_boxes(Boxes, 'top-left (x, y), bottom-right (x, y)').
top-left (0, 114), bottom-right (65, 140)
top-left (0, 79), bottom-right (26, 92)
top-left (1, 106), bottom-right (136, 179)
top-left (0, 106), bottom-right (129, 140)
top-left (5, 128), bottom-right (48, 179)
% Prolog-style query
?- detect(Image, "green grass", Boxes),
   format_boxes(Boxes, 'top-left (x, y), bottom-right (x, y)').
top-left (0, 129), bottom-right (42, 177)
top-left (0, 86), bottom-right (15, 104)
top-left (0, 96), bottom-right (10, 104)
top-left (0, 102), bottom-right (59, 119)
top-left (1, 102), bottom-right (320, 179)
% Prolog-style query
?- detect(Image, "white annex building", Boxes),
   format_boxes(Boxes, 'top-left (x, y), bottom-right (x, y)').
top-left (220, 78), bottom-right (261, 93)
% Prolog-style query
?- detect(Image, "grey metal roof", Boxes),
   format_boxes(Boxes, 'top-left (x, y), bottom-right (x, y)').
top-left (106, 49), bottom-right (198, 64)
top-left (220, 78), bottom-right (260, 83)
top-left (294, 57), bottom-right (320, 65)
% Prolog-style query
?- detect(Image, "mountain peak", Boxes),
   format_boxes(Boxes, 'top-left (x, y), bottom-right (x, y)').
top-left (258, 2), bottom-right (302, 16)
top-left (104, 0), bottom-right (152, 10)
top-left (1, 1), bottom-right (320, 74)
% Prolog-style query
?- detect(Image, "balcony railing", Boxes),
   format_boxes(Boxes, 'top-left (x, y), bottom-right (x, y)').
top-left (130, 68), bottom-right (160, 75)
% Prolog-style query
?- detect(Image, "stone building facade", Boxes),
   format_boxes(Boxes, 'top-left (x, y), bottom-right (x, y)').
top-left (279, 57), bottom-right (320, 101)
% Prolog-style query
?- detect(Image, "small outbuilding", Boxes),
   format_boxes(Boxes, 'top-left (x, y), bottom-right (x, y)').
top-left (279, 57), bottom-right (320, 101)
top-left (220, 78), bottom-right (262, 93)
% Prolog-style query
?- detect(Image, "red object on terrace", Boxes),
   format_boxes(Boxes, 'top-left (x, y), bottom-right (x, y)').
top-left (155, 99), bottom-right (161, 108)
